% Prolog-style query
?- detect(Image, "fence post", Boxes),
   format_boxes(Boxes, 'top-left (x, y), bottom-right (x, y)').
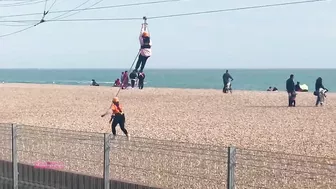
top-left (227, 145), bottom-right (236, 189)
top-left (103, 133), bottom-right (111, 189)
top-left (12, 124), bottom-right (18, 189)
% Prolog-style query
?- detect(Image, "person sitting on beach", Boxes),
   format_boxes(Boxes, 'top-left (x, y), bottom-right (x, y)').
top-left (101, 97), bottom-right (129, 139)
top-left (295, 82), bottom-right (302, 92)
top-left (113, 79), bottom-right (121, 87)
top-left (267, 86), bottom-right (278, 92)
top-left (91, 79), bottom-right (99, 86)
top-left (134, 23), bottom-right (152, 73)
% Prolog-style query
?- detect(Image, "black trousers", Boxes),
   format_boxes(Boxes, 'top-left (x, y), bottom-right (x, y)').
top-left (111, 114), bottom-right (128, 136)
top-left (131, 79), bottom-right (136, 88)
top-left (135, 54), bottom-right (149, 72)
top-left (288, 92), bottom-right (296, 107)
top-left (138, 79), bottom-right (144, 89)
top-left (223, 81), bottom-right (228, 93)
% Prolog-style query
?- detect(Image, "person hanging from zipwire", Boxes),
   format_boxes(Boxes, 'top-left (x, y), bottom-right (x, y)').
top-left (101, 97), bottom-right (129, 139)
top-left (134, 17), bottom-right (152, 73)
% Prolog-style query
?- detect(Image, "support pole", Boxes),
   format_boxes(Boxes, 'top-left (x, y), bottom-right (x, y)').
top-left (227, 145), bottom-right (236, 189)
top-left (103, 133), bottom-right (111, 189)
top-left (12, 124), bottom-right (18, 189)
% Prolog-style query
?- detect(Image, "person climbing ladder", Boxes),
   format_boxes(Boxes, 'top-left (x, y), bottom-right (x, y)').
top-left (134, 17), bottom-right (152, 73)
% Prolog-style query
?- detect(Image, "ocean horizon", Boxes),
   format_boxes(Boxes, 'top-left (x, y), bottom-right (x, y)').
top-left (0, 69), bottom-right (335, 91)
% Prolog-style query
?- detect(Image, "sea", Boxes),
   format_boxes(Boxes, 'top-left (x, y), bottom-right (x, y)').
top-left (0, 69), bottom-right (335, 92)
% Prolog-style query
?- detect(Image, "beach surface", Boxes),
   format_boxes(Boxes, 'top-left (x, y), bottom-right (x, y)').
top-left (0, 83), bottom-right (335, 188)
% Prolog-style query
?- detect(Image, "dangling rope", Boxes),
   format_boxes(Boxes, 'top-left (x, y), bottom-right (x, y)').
top-left (114, 51), bottom-right (140, 97)
top-left (114, 16), bottom-right (148, 98)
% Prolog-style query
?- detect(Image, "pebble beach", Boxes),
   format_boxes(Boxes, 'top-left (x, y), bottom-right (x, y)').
top-left (0, 83), bottom-right (335, 188)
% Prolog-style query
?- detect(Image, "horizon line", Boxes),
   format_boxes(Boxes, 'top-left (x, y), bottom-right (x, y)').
top-left (0, 68), bottom-right (335, 70)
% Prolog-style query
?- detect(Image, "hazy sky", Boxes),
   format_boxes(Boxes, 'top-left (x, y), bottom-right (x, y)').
top-left (0, 0), bottom-right (335, 69)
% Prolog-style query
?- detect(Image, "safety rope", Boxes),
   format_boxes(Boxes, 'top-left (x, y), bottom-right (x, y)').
top-left (114, 51), bottom-right (140, 97)
top-left (114, 16), bottom-right (148, 98)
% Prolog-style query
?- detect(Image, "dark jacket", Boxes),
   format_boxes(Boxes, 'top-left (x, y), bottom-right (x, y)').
top-left (315, 78), bottom-right (325, 91)
top-left (138, 73), bottom-right (145, 81)
top-left (130, 72), bottom-right (137, 80)
top-left (286, 78), bottom-right (295, 93)
top-left (222, 73), bottom-right (233, 83)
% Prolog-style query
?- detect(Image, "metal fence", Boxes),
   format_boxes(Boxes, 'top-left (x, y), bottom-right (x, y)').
top-left (0, 123), bottom-right (335, 189)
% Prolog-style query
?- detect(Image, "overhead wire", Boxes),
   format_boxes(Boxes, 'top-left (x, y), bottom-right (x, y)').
top-left (146, 0), bottom-right (328, 19)
top-left (0, 0), bottom-right (49, 37)
top-left (0, 22), bottom-right (31, 26)
top-left (0, 0), bottom-right (45, 7)
top-left (0, 25), bottom-right (35, 37)
top-left (34, 0), bottom-right (49, 26)
top-left (49, 0), bottom-right (91, 20)
top-left (0, 0), bottom-right (186, 19)
top-left (46, 0), bottom-right (57, 11)
top-left (53, 0), bottom-right (105, 20)
top-left (0, 0), bottom-right (327, 23)
top-left (0, 0), bottom-right (328, 37)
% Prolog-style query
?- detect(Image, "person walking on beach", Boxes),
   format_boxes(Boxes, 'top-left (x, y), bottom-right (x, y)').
top-left (134, 23), bottom-right (152, 73)
top-left (129, 70), bottom-right (137, 88)
top-left (138, 72), bottom-right (145, 89)
top-left (101, 97), bottom-right (129, 139)
top-left (286, 74), bottom-right (296, 107)
top-left (222, 70), bottom-right (233, 93)
top-left (314, 77), bottom-right (328, 106)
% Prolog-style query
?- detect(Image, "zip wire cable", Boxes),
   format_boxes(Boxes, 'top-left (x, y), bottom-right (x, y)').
top-left (0, 0), bottom-right (48, 37)
top-left (53, 0), bottom-right (105, 21)
top-left (0, 0), bottom-right (186, 18)
top-left (147, 0), bottom-right (328, 20)
top-left (34, 0), bottom-right (49, 26)
top-left (1, 0), bottom-right (325, 23)
top-left (47, 0), bottom-right (57, 12)
top-left (49, 0), bottom-right (91, 20)
top-left (0, 25), bottom-right (35, 37)
top-left (0, 0), bottom-right (45, 7)
top-left (0, 0), bottom-right (328, 37)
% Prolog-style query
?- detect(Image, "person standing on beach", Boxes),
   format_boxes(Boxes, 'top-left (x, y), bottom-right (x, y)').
top-left (101, 97), bottom-right (129, 139)
top-left (120, 72), bottom-right (124, 84)
top-left (129, 70), bottom-right (137, 88)
top-left (122, 71), bottom-right (129, 89)
top-left (134, 23), bottom-right (152, 73)
top-left (138, 72), bottom-right (145, 90)
top-left (222, 70), bottom-right (233, 92)
top-left (314, 77), bottom-right (327, 106)
top-left (286, 74), bottom-right (296, 107)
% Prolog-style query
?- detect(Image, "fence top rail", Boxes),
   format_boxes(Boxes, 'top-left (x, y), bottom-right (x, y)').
top-left (236, 147), bottom-right (336, 161)
top-left (0, 123), bottom-right (12, 129)
top-left (16, 123), bottom-right (104, 136)
top-left (113, 135), bottom-right (227, 151)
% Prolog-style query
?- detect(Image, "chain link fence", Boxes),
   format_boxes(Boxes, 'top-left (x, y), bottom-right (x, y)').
top-left (0, 123), bottom-right (335, 189)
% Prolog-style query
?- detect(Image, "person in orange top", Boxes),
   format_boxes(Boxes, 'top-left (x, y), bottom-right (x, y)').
top-left (101, 97), bottom-right (129, 138)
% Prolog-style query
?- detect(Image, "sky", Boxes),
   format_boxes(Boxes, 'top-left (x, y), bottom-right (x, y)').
top-left (0, 0), bottom-right (335, 69)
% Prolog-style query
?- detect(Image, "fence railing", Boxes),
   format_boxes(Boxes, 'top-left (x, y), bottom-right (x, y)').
top-left (0, 123), bottom-right (335, 189)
